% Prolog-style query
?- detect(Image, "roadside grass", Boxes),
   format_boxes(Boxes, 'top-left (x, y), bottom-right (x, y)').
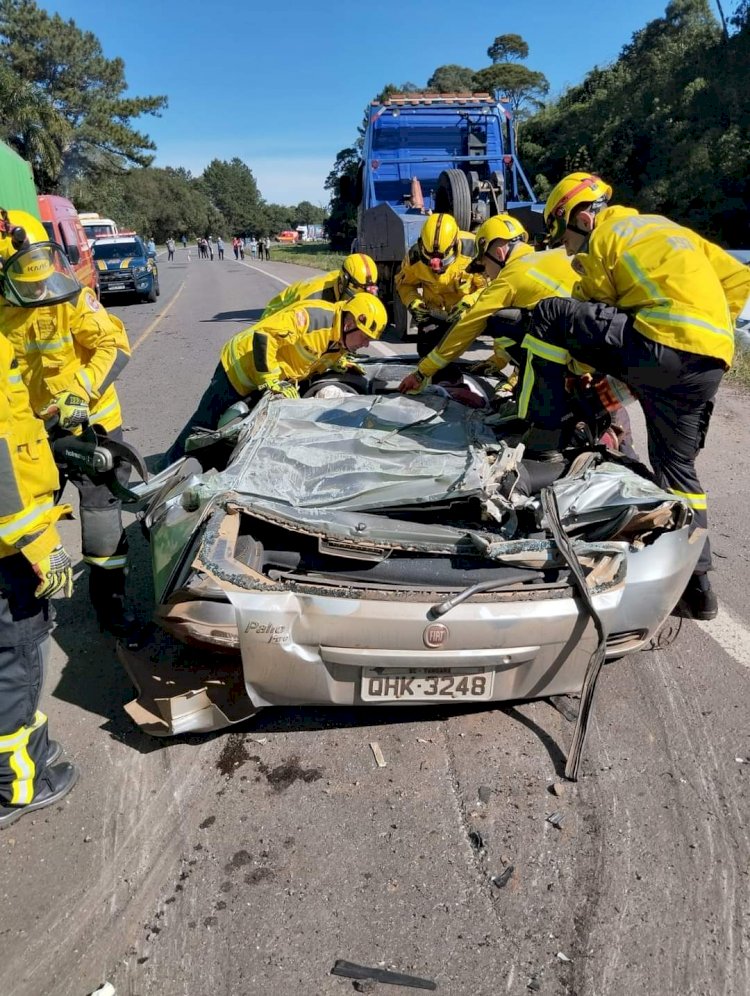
top-left (269, 242), bottom-right (346, 271)
top-left (728, 342), bottom-right (750, 390)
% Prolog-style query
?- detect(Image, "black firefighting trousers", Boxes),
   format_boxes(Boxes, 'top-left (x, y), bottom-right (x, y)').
top-left (493, 298), bottom-right (725, 574)
top-left (0, 555), bottom-right (53, 806)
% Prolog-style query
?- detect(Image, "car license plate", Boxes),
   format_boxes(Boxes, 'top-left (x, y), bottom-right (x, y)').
top-left (107, 282), bottom-right (126, 290)
top-left (361, 667), bottom-right (494, 702)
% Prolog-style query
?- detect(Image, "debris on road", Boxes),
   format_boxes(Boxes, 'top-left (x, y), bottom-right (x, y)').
top-left (546, 811), bottom-right (565, 829)
top-left (556, 951), bottom-right (572, 963)
top-left (550, 782), bottom-right (566, 798)
top-left (491, 866), bottom-right (514, 889)
top-left (370, 742), bottom-right (387, 768)
top-left (548, 695), bottom-right (579, 723)
top-left (527, 977), bottom-right (541, 991)
top-left (468, 829), bottom-right (486, 852)
top-left (477, 785), bottom-right (493, 804)
top-left (89, 984), bottom-right (116, 996)
top-left (331, 959), bottom-right (437, 990)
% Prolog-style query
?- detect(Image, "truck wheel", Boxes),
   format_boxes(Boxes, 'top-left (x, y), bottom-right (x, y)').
top-left (435, 169), bottom-right (472, 231)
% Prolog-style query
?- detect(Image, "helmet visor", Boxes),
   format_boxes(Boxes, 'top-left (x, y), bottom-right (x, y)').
top-left (2, 243), bottom-right (81, 307)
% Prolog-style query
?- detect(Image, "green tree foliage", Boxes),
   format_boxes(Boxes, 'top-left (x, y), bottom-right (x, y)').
top-left (426, 64), bottom-right (476, 92)
top-left (0, 61), bottom-right (70, 184)
top-left (523, 0), bottom-right (750, 243)
top-left (487, 34), bottom-right (529, 63)
top-left (324, 146), bottom-right (360, 249)
top-left (472, 34), bottom-right (549, 117)
top-left (0, 0), bottom-right (166, 191)
top-left (199, 157), bottom-right (263, 235)
top-left (295, 200), bottom-right (326, 225)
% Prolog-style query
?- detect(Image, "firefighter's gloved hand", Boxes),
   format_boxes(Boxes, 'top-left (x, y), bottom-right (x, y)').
top-left (408, 302), bottom-right (429, 324)
top-left (448, 300), bottom-right (472, 324)
top-left (45, 392), bottom-right (89, 430)
top-left (330, 353), bottom-right (365, 375)
top-left (263, 378), bottom-right (299, 399)
top-left (31, 546), bottom-right (73, 599)
top-left (399, 370), bottom-right (430, 395)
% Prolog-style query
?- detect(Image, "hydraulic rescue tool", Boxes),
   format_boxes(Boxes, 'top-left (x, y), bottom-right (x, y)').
top-left (47, 420), bottom-right (150, 502)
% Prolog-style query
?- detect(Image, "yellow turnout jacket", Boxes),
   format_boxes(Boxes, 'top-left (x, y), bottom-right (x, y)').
top-left (418, 245), bottom-right (576, 378)
top-left (0, 287), bottom-right (131, 432)
top-left (573, 206), bottom-right (750, 368)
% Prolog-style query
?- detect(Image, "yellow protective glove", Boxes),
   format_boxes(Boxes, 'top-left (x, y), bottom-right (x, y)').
top-left (330, 353), bottom-right (365, 375)
top-left (44, 391), bottom-right (89, 430)
top-left (31, 545), bottom-right (74, 599)
top-left (408, 301), bottom-right (430, 324)
top-left (260, 378), bottom-right (299, 399)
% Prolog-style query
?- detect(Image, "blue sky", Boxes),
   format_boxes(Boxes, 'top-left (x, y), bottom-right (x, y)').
top-left (45, 1), bottom-right (689, 206)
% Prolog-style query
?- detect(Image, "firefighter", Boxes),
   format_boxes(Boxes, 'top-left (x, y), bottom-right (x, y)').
top-left (491, 172), bottom-right (750, 619)
top-left (261, 252), bottom-right (378, 318)
top-left (395, 213), bottom-right (485, 357)
top-left (0, 333), bottom-right (78, 828)
top-left (0, 210), bottom-right (135, 639)
top-left (164, 293), bottom-right (388, 467)
top-left (399, 214), bottom-right (576, 394)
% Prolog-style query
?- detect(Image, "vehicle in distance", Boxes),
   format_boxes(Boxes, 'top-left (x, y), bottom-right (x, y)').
top-left (38, 194), bottom-right (99, 297)
top-left (92, 233), bottom-right (160, 303)
top-left (79, 212), bottom-right (119, 246)
top-left (120, 360), bottom-right (702, 737)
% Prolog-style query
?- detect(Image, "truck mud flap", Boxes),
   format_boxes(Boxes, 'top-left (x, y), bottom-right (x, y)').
top-left (117, 624), bottom-right (256, 737)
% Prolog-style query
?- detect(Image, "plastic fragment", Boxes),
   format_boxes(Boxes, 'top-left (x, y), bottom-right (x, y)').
top-left (370, 742), bottom-right (387, 768)
top-left (331, 959), bottom-right (436, 990)
top-left (491, 865), bottom-right (514, 889)
top-left (546, 811), bottom-right (565, 829)
top-left (468, 829), bottom-right (485, 851)
top-left (556, 952), bottom-right (571, 963)
top-left (89, 985), bottom-right (116, 996)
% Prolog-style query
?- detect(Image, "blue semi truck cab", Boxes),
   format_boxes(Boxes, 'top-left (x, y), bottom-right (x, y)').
top-left (354, 92), bottom-right (543, 333)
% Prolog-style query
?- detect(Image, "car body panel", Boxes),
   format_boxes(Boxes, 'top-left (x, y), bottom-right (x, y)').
top-left (121, 389), bottom-right (703, 736)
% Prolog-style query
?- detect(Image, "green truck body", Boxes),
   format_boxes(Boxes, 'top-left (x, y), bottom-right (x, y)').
top-left (0, 142), bottom-right (40, 218)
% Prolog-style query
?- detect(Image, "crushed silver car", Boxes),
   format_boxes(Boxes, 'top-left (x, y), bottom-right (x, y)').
top-left (120, 367), bottom-right (703, 752)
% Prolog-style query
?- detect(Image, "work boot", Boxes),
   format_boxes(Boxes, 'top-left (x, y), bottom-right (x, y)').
top-left (521, 426), bottom-right (564, 462)
top-left (680, 573), bottom-right (718, 621)
top-left (46, 739), bottom-right (63, 766)
top-left (0, 762), bottom-right (79, 830)
top-left (89, 567), bottom-right (140, 646)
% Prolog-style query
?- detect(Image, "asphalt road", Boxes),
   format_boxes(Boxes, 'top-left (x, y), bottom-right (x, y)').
top-left (2, 249), bottom-right (749, 996)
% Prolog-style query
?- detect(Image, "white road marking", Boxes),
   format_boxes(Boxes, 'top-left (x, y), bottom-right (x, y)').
top-left (695, 605), bottom-right (750, 671)
top-left (237, 259), bottom-right (292, 286)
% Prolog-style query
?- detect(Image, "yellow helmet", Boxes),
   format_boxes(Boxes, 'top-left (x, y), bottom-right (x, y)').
top-left (418, 213), bottom-right (459, 271)
top-left (543, 172), bottom-right (612, 245)
top-left (0, 208), bottom-right (80, 307)
top-left (474, 215), bottom-right (528, 256)
top-left (343, 292), bottom-right (388, 339)
top-left (340, 253), bottom-right (378, 298)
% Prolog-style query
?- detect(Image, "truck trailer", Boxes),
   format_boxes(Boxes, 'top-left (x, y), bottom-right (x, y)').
top-left (354, 93), bottom-right (543, 333)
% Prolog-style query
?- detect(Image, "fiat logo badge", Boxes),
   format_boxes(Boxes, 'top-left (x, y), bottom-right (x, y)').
top-left (423, 623), bottom-right (449, 648)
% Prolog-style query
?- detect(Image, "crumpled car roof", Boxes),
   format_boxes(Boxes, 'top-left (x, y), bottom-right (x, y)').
top-left (220, 393), bottom-right (498, 511)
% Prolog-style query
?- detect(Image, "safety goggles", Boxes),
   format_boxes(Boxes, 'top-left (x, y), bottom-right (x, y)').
top-left (419, 244), bottom-right (457, 268)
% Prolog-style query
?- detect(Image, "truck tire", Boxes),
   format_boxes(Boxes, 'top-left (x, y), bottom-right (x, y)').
top-left (435, 169), bottom-right (472, 231)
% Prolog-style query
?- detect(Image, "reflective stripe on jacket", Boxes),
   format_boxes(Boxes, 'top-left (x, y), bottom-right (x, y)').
top-left (220, 301), bottom-right (345, 394)
top-left (261, 271), bottom-right (340, 319)
top-left (395, 251), bottom-right (485, 312)
top-left (0, 287), bottom-right (131, 432)
top-left (573, 206), bottom-right (750, 367)
top-left (0, 336), bottom-right (68, 562)
top-left (419, 246), bottom-right (576, 378)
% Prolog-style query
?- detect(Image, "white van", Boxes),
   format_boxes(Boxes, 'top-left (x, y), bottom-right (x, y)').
top-left (79, 213), bottom-right (119, 247)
